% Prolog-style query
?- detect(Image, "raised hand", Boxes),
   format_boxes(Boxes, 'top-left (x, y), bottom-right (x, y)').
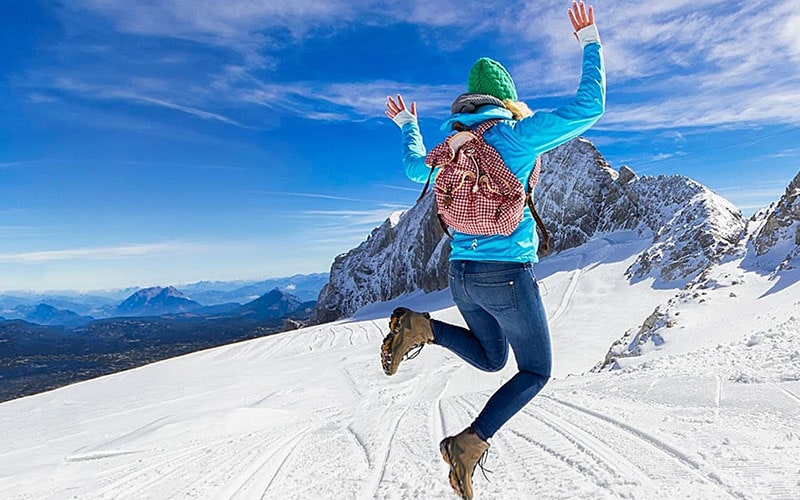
top-left (568, 1), bottom-right (595, 35)
top-left (385, 94), bottom-right (417, 121)
top-left (385, 94), bottom-right (418, 128)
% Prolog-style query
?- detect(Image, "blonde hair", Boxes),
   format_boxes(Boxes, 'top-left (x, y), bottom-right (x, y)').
top-left (503, 100), bottom-right (534, 120)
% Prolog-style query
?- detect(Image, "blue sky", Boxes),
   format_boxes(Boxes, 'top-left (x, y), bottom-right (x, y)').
top-left (1, 0), bottom-right (799, 292)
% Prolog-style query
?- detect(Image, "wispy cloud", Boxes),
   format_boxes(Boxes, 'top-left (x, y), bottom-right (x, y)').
top-left (230, 79), bottom-right (461, 121)
top-left (72, 0), bottom-right (509, 49)
top-left (117, 160), bottom-right (244, 171)
top-left (257, 191), bottom-right (407, 204)
top-left (766, 148), bottom-right (800, 158)
top-left (298, 206), bottom-right (406, 223)
top-left (0, 226), bottom-right (43, 239)
top-left (376, 184), bottom-right (422, 193)
top-left (0, 242), bottom-right (214, 263)
top-left (0, 160), bottom-right (40, 168)
top-left (714, 180), bottom-right (789, 214)
top-left (41, 77), bottom-right (246, 127)
top-left (33, 0), bottom-right (800, 132)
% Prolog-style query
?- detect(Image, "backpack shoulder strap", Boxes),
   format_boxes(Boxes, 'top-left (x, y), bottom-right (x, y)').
top-left (526, 156), bottom-right (551, 255)
top-left (472, 119), bottom-right (502, 138)
top-left (528, 156), bottom-right (542, 190)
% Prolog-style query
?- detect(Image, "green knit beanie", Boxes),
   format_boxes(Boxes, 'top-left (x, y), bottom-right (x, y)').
top-left (467, 57), bottom-right (518, 102)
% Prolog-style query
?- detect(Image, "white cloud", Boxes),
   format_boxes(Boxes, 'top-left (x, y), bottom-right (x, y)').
top-left (297, 206), bottom-right (408, 226)
top-left (45, 77), bottom-right (246, 127)
top-left (601, 83), bottom-right (800, 130)
top-left (375, 184), bottom-right (421, 193)
top-left (257, 191), bottom-right (393, 204)
top-left (506, 0), bottom-right (800, 130)
top-left (766, 148), bottom-right (800, 158)
top-left (0, 242), bottom-right (214, 263)
top-left (43, 0), bottom-right (800, 132)
top-left (71, 0), bottom-right (503, 55)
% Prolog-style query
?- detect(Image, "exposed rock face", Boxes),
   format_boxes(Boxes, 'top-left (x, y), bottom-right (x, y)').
top-left (595, 169), bottom-right (800, 371)
top-left (593, 305), bottom-right (669, 372)
top-left (525, 139), bottom-right (744, 283)
top-left (312, 138), bottom-right (747, 323)
top-left (311, 196), bottom-right (449, 324)
top-left (748, 170), bottom-right (800, 271)
top-left (618, 165), bottom-right (636, 185)
top-left (535, 138), bottom-right (621, 251)
top-left (622, 176), bottom-right (745, 283)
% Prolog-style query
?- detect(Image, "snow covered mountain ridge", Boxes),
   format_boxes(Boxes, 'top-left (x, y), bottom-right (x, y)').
top-left (313, 137), bottom-right (746, 322)
top-left (596, 170), bottom-right (800, 370)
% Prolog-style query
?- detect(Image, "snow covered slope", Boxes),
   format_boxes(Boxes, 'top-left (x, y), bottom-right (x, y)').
top-left (2, 230), bottom-right (799, 499)
top-left (597, 171), bottom-right (800, 370)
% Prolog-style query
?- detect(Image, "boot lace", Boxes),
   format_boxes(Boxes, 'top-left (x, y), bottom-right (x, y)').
top-left (476, 450), bottom-right (493, 482)
top-left (403, 343), bottom-right (425, 361)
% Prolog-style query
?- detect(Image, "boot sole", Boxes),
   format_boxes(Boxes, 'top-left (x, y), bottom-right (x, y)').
top-left (381, 308), bottom-right (410, 376)
top-left (440, 439), bottom-right (469, 500)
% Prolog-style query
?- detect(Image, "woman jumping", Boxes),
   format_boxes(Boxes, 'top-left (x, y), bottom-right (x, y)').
top-left (381, 2), bottom-right (605, 499)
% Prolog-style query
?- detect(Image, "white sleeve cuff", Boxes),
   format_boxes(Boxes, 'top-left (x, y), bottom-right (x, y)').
top-left (576, 24), bottom-right (601, 48)
top-left (391, 109), bottom-right (418, 128)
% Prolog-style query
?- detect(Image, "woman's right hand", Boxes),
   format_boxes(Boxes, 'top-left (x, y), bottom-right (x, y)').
top-left (385, 94), bottom-right (418, 128)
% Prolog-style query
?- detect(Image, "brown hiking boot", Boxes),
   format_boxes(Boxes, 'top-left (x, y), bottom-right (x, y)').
top-left (380, 307), bottom-right (434, 376)
top-left (439, 427), bottom-right (490, 500)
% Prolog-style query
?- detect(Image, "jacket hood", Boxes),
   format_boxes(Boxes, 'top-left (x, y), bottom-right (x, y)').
top-left (440, 105), bottom-right (513, 132)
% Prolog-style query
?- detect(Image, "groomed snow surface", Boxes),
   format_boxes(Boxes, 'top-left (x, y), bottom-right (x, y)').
top-left (2, 233), bottom-right (799, 499)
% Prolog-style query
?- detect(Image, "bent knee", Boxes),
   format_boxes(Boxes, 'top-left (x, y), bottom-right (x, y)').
top-left (485, 351), bottom-right (509, 372)
top-left (485, 361), bottom-right (506, 373)
top-left (524, 368), bottom-right (552, 384)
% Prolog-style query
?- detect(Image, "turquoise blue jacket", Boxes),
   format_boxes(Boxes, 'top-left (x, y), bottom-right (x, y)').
top-left (400, 41), bottom-right (605, 263)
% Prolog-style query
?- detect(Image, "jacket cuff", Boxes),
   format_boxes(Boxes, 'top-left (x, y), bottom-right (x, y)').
top-left (576, 24), bottom-right (601, 48)
top-left (391, 109), bottom-right (418, 128)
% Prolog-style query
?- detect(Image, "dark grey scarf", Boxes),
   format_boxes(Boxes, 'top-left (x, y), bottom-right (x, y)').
top-left (450, 93), bottom-right (506, 114)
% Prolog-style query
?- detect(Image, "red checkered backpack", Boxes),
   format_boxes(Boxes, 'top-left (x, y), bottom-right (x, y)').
top-left (417, 119), bottom-right (551, 254)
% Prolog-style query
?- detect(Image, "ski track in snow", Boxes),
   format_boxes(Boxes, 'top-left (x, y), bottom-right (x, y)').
top-left (222, 427), bottom-right (310, 500)
top-left (540, 396), bottom-right (748, 499)
top-left (780, 388), bottom-right (800, 405)
top-left (550, 267), bottom-right (582, 324)
top-left (548, 237), bottom-right (616, 325)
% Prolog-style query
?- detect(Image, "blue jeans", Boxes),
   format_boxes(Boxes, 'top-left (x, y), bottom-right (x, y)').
top-left (431, 260), bottom-right (552, 441)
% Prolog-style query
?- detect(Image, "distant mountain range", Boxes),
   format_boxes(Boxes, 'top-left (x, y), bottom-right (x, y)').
top-left (11, 304), bottom-right (94, 327)
top-left (0, 284), bottom-right (322, 402)
top-left (0, 273), bottom-right (328, 325)
top-left (178, 273), bottom-right (328, 304)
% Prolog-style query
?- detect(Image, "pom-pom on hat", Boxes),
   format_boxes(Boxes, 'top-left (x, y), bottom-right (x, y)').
top-left (467, 57), bottom-right (518, 102)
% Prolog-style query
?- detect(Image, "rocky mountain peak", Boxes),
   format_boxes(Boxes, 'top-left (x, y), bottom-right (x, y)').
top-left (115, 286), bottom-right (200, 317)
top-left (311, 194), bottom-right (449, 324)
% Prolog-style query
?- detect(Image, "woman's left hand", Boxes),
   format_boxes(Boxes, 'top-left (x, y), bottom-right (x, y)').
top-left (569, 1), bottom-right (595, 34)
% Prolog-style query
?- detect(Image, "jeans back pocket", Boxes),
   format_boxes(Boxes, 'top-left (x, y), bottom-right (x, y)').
top-left (469, 278), bottom-right (518, 312)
